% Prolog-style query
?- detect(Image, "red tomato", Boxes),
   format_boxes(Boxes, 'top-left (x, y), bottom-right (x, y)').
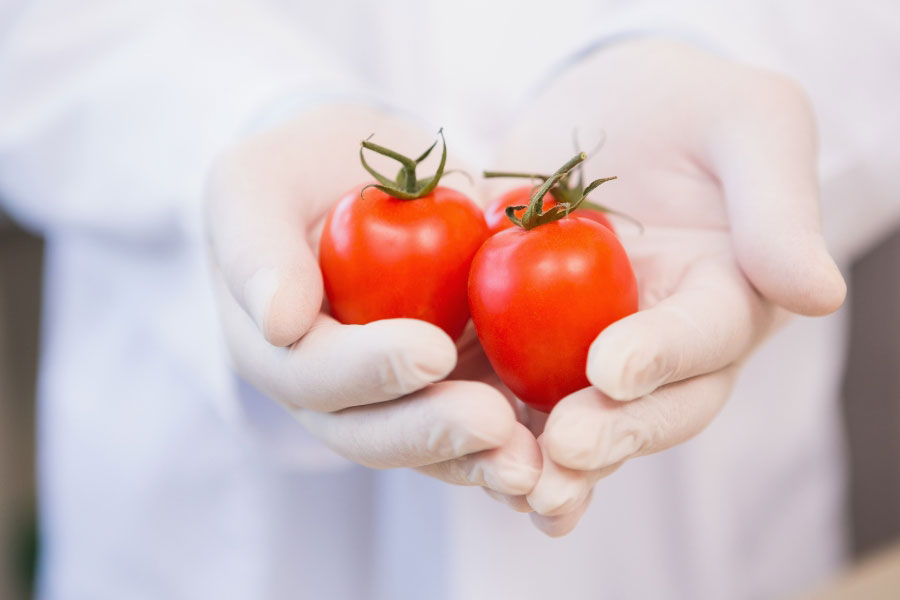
top-left (320, 185), bottom-right (489, 340)
top-left (468, 216), bottom-right (637, 412)
top-left (484, 186), bottom-right (616, 235)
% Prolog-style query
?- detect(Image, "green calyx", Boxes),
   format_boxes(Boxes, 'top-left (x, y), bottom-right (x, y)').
top-left (359, 129), bottom-right (447, 200)
top-left (484, 152), bottom-right (630, 231)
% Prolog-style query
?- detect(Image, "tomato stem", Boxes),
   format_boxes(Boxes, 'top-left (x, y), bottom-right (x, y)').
top-left (483, 171), bottom-right (552, 180)
top-left (522, 153), bottom-right (586, 224)
top-left (359, 129), bottom-right (447, 200)
top-left (500, 153), bottom-right (585, 230)
top-left (484, 152), bottom-right (640, 231)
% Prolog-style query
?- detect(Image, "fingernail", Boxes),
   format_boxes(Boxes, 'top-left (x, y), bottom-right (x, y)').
top-left (547, 412), bottom-right (599, 467)
top-left (487, 462), bottom-right (541, 496)
top-left (243, 267), bottom-right (279, 335)
top-left (588, 335), bottom-right (666, 401)
top-left (812, 245), bottom-right (847, 312)
top-left (527, 476), bottom-right (587, 517)
top-left (530, 512), bottom-right (578, 538)
top-left (410, 335), bottom-right (458, 381)
top-left (529, 491), bottom-right (592, 537)
top-left (550, 413), bottom-right (642, 471)
top-left (484, 489), bottom-right (532, 513)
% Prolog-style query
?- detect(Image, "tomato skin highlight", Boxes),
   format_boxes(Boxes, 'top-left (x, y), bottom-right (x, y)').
top-left (320, 185), bottom-right (489, 340)
top-left (468, 217), bottom-right (638, 412)
top-left (484, 186), bottom-right (616, 235)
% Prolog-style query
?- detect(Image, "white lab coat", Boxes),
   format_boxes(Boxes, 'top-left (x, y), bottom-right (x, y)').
top-left (1, 1), bottom-right (898, 598)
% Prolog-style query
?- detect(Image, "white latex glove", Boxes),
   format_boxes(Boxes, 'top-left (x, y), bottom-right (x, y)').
top-left (485, 39), bottom-right (847, 536)
top-left (205, 104), bottom-right (541, 495)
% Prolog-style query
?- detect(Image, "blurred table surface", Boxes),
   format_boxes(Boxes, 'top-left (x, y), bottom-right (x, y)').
top-left (804, 542), bottom-right (900, 599)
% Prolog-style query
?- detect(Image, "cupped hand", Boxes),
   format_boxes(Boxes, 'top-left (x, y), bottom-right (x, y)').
top-left (205, 104), bottom-right (541, 497)
top-left (486, 39), bottom-right (846, 536)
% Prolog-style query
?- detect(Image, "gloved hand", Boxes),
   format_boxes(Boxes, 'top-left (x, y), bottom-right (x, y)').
top-left (205, 104), bottom-right (541, 496)
top-left (485, 39), bottom-right (847, 536)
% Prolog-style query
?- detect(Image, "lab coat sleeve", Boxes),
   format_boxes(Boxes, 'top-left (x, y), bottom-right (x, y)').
top-left (0, 0), bottom-right (361, 241)
top-left (567, 0), bottom-right (900, 263)
top-left (0, 0), bottom-right (366, 470)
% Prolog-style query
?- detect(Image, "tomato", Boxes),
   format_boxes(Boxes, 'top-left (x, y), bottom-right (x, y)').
top-left (470, 153), bottom-right (637, 412)
top-left (320, 185), bottom-right (487, 339)
top-left (484, 186), bottom-right (616, 235)
top-left (469, 217), bottom-right (636, 411)
top-left (319, 131), bottom-right (488, 340)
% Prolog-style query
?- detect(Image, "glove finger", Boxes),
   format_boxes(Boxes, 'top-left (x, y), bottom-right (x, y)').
top-left (206, 145), bottom-right (325, 347)
top-left (483, 489), bottom-right (534, 513)
top-left (417, 422), bottom-right (541, 495)
top-left (529, 490), bottom-right (594, 538)
top-left (705, 73), bottom-right (845, 316)
top-left (545, 367), bottom-right (738, 472)
top-left (216, 267), bottom-right (458, 413)
top-left (293, 380), bottom-right (517, 469)
top-left (526, 437), bottom-right (620, 517)
top-left (587, 253), bottom-right (774, 401)
top-left (206, 106), bottom-right (451, 347)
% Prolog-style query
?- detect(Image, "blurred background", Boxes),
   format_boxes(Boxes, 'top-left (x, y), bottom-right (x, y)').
top-left (0, 212), bottom-right (40, 600)
top-left (4, 210), bottom-right (899, 598)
